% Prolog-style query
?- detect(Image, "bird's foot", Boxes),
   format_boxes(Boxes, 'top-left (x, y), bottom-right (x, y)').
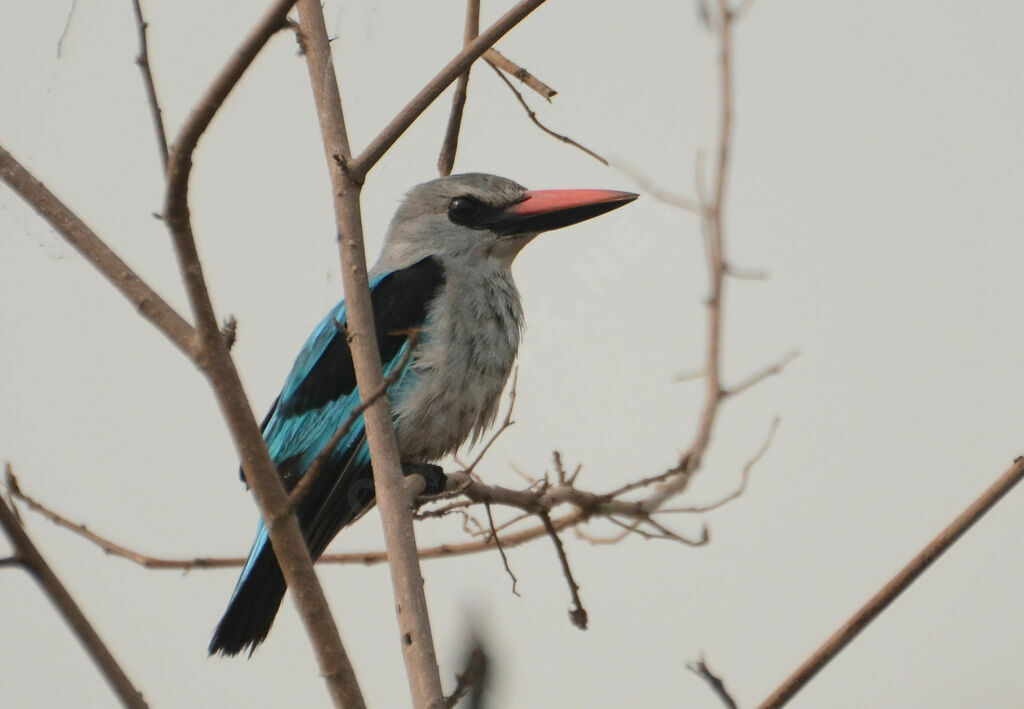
top-left (401, 462), bottom-right (448, 496)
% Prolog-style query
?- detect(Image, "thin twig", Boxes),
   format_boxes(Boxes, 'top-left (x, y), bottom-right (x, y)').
top-left (0, 470), bottom-right (148, 709)
top-left (437, 0), bottom-right (480, 176)
top-left (688, 657), bottom-right (738, 709)
top-left (483, 48), bottom-right (556, 101)
top-left (485, 503), bottom-right (519, 596)
top-left (661, 417), bottom-right (779, 515)
top-left (724, 353), bottom-right (799, 399)
top-left (130, 0), bottom-right (169, 170)
top-left (56, 0), bottom-right (78, 58)
top-left (354, 0), bottom-right (548, 174)
top-left (759, 456), bottom-right (1024, 709)
top-left (488, 63), bottom-right (608, 166)
top-left (612, 158), bottom-right (701, 213)
top-left (539, 512), bottom-right (587, 630)
top-left (9, 471), bottom-right (588, 568)
top-left (724, 262), bottom-right (769, 280)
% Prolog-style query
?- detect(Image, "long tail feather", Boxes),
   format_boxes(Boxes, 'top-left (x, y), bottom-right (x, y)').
top-left (208, 545), bottom-right (287, 657)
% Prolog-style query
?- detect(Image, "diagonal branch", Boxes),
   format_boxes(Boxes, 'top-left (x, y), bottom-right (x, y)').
top-left (0, 468), bottom-right (148, 709)
top-left (660, 417), bottom-right (779, 515)
top-left (488, 63), bottom-right (607, 166)
top-left (0, 144), bottom-right (196, 356)
top-left (687, 657), bottom-right (738, 709)
top-left (354, 0), bottom-right (548, 175)
top-left (129, 0), bottom-right (169, 170)
top-left (758, 456), bottom-right (1024, 709)
top-left (540, 512), bottom-right (587, 630)
top-left (483, 48), bottom-right (556, 101)
top-left (485, 503), bottom-right (519, 596)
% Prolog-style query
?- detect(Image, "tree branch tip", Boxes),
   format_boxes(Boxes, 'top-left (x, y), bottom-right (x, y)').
top-left (569, 606), bottom-right (588, 630)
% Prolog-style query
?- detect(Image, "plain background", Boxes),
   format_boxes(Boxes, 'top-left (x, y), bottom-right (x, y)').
top-left (2, 1), bottom-right (1023, 707)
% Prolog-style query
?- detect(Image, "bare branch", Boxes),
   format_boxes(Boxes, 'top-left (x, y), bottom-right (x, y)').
top-left (158, 3), bottom-right (365, 704)
top-left (612, 157), bottom-right (701, 213)
top-left (488, 63), bottom-right (608, 166)
top-left (724, 262), bottom-right (769, 280)
top-left (0, 468), bottom-right (148, 709)
top-left (660, 418), bottom-right (779, 514)
top-left (688, 657), bottom-right (738, 709)
top-left (724, 352), bottom-right (799, 399)
top-left (759, 456), bottom-right (1024, 709)
top-left (0, 144), bottom-right (197, 356)
top-left (485, 503), bottom-right (519, 596)
top-left (540, 512), bottom-right (587, 630)
top-left (295, 0), bottom-right (444, 704)
top-left (354, 0), bottom-right (548, 174)
top-left (483, 48), bottom-right (556, 101)
top-left (437, 0), bottom-right (481, 176)
top-left (163, 0), bottom-right (295, 348)
top-left (130, 0), bottom-right (169, 170)
top-left (638, 0), bottom-right (740, 513)
top-left (56, 0), bottom-right (78, 58)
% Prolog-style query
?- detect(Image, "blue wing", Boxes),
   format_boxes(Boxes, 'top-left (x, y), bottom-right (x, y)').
top-left (210, 256), bottom-right (445, 656)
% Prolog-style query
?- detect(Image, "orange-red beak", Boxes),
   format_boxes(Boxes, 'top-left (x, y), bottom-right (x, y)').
top-left (488, 188), bottom-right (638, 236)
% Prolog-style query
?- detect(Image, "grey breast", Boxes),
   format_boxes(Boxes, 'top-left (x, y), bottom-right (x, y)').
top-left (393, 264), bottom-right (523, 462)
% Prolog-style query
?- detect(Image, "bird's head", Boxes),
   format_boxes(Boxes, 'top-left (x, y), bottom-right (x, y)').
top-left (375, 173), bottom-right (638, 273)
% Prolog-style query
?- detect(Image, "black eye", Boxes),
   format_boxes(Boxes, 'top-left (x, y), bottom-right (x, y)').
top-left (448, 196), bottom-right (483, 226)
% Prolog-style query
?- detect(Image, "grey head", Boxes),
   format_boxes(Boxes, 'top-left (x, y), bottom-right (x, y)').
top-left (371, 173), bottom-right (638, 276)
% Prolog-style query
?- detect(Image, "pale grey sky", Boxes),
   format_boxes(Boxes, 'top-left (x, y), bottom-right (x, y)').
top-left (2, 1), bottom-right (1023, 707)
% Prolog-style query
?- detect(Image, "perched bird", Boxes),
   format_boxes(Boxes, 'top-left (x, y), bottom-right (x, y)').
top-left (209, 173), bottom-right (637, 656)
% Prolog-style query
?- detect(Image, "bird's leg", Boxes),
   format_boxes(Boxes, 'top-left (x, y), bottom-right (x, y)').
top-left (401, 462), bottom-right (448, 496)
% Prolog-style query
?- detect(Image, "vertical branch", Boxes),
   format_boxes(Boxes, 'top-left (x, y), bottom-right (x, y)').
top-left (691, 0), bottom-right (733, 467)
top-left (644, 0), bottom-right (737, 511)
top-left (0, 480), bottom-right (148, 709)
top-left (437, 0), bottom-right (481, 176)
top-left (294, 2), bottom-right (445, 707)
top-left (158, 2), bottom-right (365, 706)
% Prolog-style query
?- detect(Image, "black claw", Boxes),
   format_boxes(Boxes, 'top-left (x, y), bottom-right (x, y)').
top-left (401, 462), bottom-right (447, 495)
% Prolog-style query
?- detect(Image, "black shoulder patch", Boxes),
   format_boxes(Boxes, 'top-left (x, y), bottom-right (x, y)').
top-left (278, 256), bottom-right (445, 418)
